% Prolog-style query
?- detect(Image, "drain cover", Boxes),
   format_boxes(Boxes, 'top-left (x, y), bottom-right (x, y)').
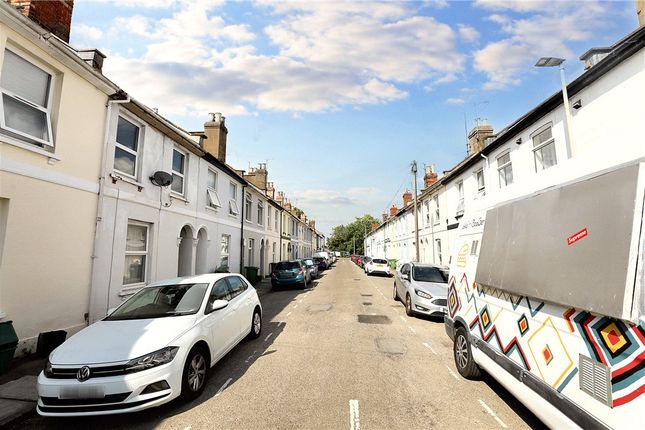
top-left (361, 293), bottom-right (373, 297)
top-left (357, 314), bottom-right (391, 324)
top-left (362, 302), bottom-right (373, 306)
top-left (353, 278), bottom-right (361, 281)
top-left (307, 304), bottom-right (332, 313)
top-left (375, 338), bottom-right (406, 355)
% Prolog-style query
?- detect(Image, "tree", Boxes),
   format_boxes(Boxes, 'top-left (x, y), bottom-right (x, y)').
top-left (327, 214), bottom-right (379, 254)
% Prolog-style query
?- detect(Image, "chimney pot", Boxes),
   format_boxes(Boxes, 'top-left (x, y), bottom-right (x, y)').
top-left (403, 190), bottom-right (413, 207)
top-left (389, 205), bottom-right (398, 216)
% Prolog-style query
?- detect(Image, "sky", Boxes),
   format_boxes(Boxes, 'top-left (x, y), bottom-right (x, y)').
top-left (69, 0), bottom-right (639, 236)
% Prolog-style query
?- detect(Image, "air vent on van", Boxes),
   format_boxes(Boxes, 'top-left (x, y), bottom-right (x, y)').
top-left (579, 354), bottom-right (612, 407)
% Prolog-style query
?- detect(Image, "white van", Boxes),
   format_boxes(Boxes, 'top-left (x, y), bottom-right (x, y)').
top-left (444, 157), bottom-right (645, 429)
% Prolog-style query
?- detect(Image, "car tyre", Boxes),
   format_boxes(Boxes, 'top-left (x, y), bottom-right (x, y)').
top-left (454, 327), bottom-right (481, 379)
top-left (181, 346), bottom-right (209, 401)
top-left (392, 282), bottom-right (399, 301)
top-left (248, 307), bottom-right (262, 339)
top-left (405, 294), bottom-right (414, 317)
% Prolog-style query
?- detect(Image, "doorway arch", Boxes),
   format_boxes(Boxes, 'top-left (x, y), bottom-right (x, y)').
top-left (195, 228), bottom-right (209, 274)
top-left (178, 225), bottom-right (195, 277)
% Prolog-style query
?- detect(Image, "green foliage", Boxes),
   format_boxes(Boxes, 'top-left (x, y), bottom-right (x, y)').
top-left (327, 214), bottom-right (380, 255)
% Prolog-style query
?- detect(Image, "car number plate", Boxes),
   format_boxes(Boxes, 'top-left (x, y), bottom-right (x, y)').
top-left (60, 386), bottom-right (105, 399)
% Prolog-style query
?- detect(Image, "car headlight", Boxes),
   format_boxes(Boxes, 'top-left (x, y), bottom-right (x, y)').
top-left (415, 289), bottom-right (433, 299)
top-left (125, 346), bottom-right (179, 373)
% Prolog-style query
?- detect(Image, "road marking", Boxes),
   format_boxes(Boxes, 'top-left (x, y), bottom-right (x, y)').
top-left (215, 378), bottom-right (232, 396)
top-left (293, 304), bottom-right (298, 309)
top-left (408, 326), bottom-right (416, 334)
top-left (446, 365), bottom-right (460, 381)
top-left (286, 311), bottom-right (292, 316)
top-left (299, 299), bottom-right (303, 303)
top-left (399, 315), bottom-right (407, 323)
top-left (349, 399), bottom-right (360, 430)
top-left (478, 400), bottom-right (508, 429)
top-left (277, 321), bottom-right (285, 327)
top-left (423, 342), bottom-right (437, 355)
top-left (244, 350), bottom-right (257, 363)
top-left (264, 332), bottom-right (274, 342)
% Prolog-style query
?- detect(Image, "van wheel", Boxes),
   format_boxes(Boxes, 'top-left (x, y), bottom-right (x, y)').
top-left (454, 327), bottom-right (481, 379)
top-left (181, 346), bottom-right (209, 400)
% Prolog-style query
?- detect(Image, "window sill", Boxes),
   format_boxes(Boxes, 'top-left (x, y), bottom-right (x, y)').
top-left (1, 134), bottom-right (60, 163)
top-left (110, 173), bottom-right (145, 191)
top-left (229, 213), bottom-right (239, 218)
top-left (206, 205), bottom-right (221, 213)
top-left (119, 283), bottom-right (145, 297)
top-left (170, 193), bottom-right (189, 203)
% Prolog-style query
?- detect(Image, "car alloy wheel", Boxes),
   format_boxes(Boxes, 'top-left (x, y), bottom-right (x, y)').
top-left (249, 308), bottom-right (262, 339)
top-left (393, 283), bottom-right (398, 301)
top-left (405, 294), bottom-right (413, 316)
top-left (182, 346), bottom-right (209, 400)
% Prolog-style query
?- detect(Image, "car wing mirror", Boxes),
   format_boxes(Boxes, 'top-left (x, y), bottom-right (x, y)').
top-left (405, 273), bottom-right (411, 281)
top-left (207, 299), bottom-right (229, 313)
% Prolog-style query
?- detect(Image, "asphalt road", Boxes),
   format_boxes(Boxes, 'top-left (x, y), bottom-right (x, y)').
top-left (13, 259), bottom-right (545, 429)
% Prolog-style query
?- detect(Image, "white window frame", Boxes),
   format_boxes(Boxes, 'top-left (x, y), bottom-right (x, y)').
top-left (531, 123), bottom-right (557, 172)
top-left (123, 221), bottom-right (149, 286)
top-left (456, 180), bottom-right (465, 216)
top-left (275, 210), bottom-right (279, 231)
top-left (433, 196), bottom-right (440, 225)
top-left (435, 238), bottom-right (442, 265)
top-left (113, 114), bottom-right (141, 179)
top-left (257, 201), bottom-right (264, 226)
top-left (229, 182), bottom-right (239, 215)
top-left (424, 200), bottom-right (430, 228)
top-left (248, 238), bottom-right (255, 266)
top-left (171, 148), bottom-right (187, 196)
top-left (245, 192), bottom-right (252, 222)
top-left (0, 48), bottom-right (55, 147)
top-left (497, 150), bottom-right (513, 188)
top-left (206, 169), bottom-right (221, 209)
top-left (474, 168), bottom-right (485, 194)
top-left (220, 234), bottom-right (230, 268)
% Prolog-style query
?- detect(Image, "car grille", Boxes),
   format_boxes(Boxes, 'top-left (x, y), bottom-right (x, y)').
top-left (38, 393), bottom-right (170, 414)
top-left (48, 364), bottom-right (127, 379)
top-left (40, 392), bottom-right (131, 406)
top-left (433, 298), bottom-right (447, 307)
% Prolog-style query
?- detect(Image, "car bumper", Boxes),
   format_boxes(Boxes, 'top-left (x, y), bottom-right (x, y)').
top-left (271, 276), bottom-right (304, 286)
top-left (367, 268), bottom-right (391, 276)
top-left (411, 295), bottom-right (448, 317)
top-left (36, 360), bottom-right (183, 417)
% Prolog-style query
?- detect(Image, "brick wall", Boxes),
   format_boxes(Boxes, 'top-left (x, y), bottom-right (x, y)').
top-left (8, 0), bottom-right (74, 42)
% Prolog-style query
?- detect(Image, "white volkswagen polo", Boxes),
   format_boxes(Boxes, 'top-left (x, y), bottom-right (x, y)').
top-left (37, 273), bottom-right (262, 416)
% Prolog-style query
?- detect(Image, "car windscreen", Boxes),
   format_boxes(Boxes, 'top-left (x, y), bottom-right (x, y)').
top-left (106, 283), bottom-right (209, 320)
top-left (275, 262), bottom-right (299, 270)
top-left (313, 257), bottom-right (323, 262)
top-left (412, 266), bottom-right (448, 283)
top-left (373, 259), bottom-right (388, 264)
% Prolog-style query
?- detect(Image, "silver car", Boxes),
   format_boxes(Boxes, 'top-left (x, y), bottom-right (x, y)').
top-left (303, 258), bottom-right (319, 279)
top-left (393, 263), bottom-right (449, 318)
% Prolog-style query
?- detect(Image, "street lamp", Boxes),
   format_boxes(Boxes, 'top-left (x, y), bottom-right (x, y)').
top-left (535, 57), bottom-right (575, 159)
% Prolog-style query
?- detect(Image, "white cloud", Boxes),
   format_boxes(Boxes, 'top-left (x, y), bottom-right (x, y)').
top-left (445, 97), bottom-right (466, 105)
top-left (99, 1), bottom-right (464, 115)
top-left (458, 24), bottom-right (480, 43)
top-left (72, 23), bottom-right (103, 42)
top-left (473, 1), bottom-right (608, 89)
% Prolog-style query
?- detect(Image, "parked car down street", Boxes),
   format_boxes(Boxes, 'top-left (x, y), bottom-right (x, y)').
top-left (271, 260), bottom-right (310, 289)
top-left (303, 258), bottom-right (319, 280)
top-left (364, 258), bottom-right (391, 276)
top-left (393, 263), bottom-right (449, 318)
top-left (36, 274), bottom-right (262, 416)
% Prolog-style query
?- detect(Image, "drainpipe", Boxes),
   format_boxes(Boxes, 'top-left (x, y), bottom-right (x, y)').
top-left (279, 209), bottom-right (283, 260)
top-left (89, 93), bottom-right (130, 323)
top-left (239, 184), bottom-right (247, 274)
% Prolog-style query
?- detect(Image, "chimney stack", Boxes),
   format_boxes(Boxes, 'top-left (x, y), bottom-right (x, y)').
top-left (468, 123), bottom-right (494, 155)
top-left (424, 164), bottom-right (438, 189)
top-left (203, 112), bottom-right (228, 163)
top-left (244, 163), bottom-right (268, 191)
top-left (580, 47), bottom-right (612, 71)
top-left (638, 0), bottom-right (644, 27)
top-left (276, 191), bottom-right (284, 205)
top-left (403, 190), bottom-right (413, 207)
top-left (371, 223), bottom-right (378, 232)
top-left (9, 0), bottom-right (74, 42)
top-left (389, 205), bottom-right (398, 217)
top-left (266, 182), bottom-right (276, 199)
top-left (382, 212), bottom-right (388, 222)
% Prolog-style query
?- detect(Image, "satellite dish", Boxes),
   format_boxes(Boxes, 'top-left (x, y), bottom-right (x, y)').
top-left (149, 171), bottom-right (173, 187)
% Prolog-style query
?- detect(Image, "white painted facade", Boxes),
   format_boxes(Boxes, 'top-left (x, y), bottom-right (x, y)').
top-left (367, 31), bottom-right (645, 268)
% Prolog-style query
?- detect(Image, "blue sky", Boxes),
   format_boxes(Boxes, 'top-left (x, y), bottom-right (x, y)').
top-left (70, 0), bottom-right (638, 235)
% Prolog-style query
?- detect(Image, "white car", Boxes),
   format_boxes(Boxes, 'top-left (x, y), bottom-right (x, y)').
top-left (365, 258), bottom-right (391, 276)
top-left (37, 273), bottom-right (262, 416)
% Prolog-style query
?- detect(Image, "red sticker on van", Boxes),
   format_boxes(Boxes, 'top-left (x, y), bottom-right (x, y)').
top-left (567, 228), bottom-right (588, 245)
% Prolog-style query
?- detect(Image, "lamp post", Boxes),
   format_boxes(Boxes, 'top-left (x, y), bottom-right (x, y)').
top-left (535, 57), bottom-right (575, 159)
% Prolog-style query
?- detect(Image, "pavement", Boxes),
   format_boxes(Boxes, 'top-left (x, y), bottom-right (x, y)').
top-left (8, 260), bottom-right (545, 429)
top-left (0, 355), bottom-right (44, 427)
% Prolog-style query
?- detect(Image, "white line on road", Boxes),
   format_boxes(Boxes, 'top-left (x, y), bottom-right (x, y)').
top-left (478, 399), bottom-right (508, 429)
top-left (298, 299), bottom-right (303, 303)
top-left (277, 321), bottom-right (285, 327)
top-left (264, 332), bottom-right (274, 342)
top-left (349, 399), bottom-right (360, 430)
top-left (408, 326), bottom-right (416, 334)
top-left (286, 311), bottom-right (292, 316)
top-left (423, 342), bottom-right (438, 355)
top-left (215, 378), bottom-right (232, 396)
top-left (293, 304), bottom-right (298, 309)
top-left (244, 350), bottom-right (257, 363)
top-left (399, 315), bottom-right (407, 323)
top-left (446, 365), bottom-right (460, 381)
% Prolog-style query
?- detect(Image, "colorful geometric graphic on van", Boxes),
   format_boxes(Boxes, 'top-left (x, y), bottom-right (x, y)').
top-left (570, 310), bottom-right (645, 406)
top-left (527, 317), bottom-right (575, 389)
top-left (517, 314), bottom-right (529, 337)
top-left (469, 315), bottom-right (531, 371)
top-left (447, 277), bottom-right (461, 318)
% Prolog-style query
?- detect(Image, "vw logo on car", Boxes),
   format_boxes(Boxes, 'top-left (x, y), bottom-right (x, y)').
top-left (76, 366), bottom-right (91, 382)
